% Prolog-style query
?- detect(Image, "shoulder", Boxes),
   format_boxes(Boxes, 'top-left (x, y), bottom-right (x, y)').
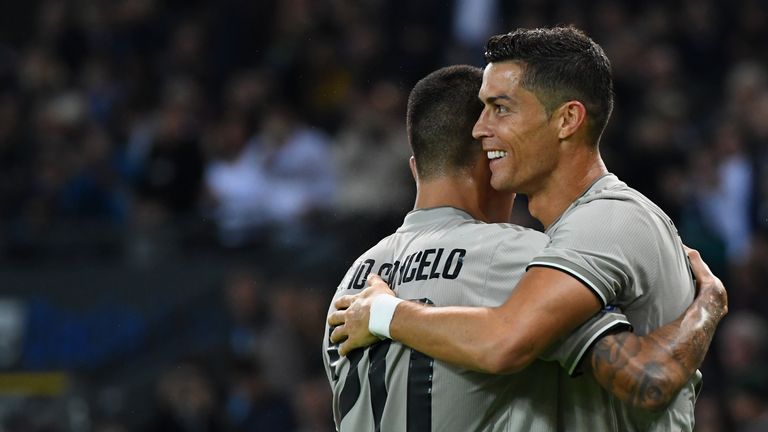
top-left (465, 219), bottom-right (546, 237)
top-left (355, 232), bottom-right (400, 260)
top-left (464, 222), bottom-right (549, 266)
top-left (456, 219), bottom-right (549, 248)
top-left (560, 194), bottom-right (656, 234)
top-left (496, 223), bottom-right (549, 247)
top-left (547, 192), bottom-right (668, 260)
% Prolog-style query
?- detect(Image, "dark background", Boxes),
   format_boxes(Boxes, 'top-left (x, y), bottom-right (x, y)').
top-left (0, 1), bottom-right (766, 431)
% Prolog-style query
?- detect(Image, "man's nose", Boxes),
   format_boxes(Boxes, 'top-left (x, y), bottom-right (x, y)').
top-left (473, 108), bottom-right (490, 140)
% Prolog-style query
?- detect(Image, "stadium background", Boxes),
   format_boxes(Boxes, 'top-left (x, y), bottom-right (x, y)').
top-left (0, 0), bottom-right (766, 431)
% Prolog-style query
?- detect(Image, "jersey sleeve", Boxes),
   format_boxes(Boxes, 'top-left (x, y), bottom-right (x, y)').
top-left (540, 307), bottom-right (631, 376)
top-left (527, 199), bottom-right (654, 306)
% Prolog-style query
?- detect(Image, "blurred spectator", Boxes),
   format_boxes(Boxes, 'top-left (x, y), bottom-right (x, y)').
top-left (332, 80), bottom-right (413, 240)
top-left (694, 122), bottom-right (754, 262)
top-left (716, 311), bottom-right (768, 430)
top-left (222, 269), bottom-right (270, 360)
top-left (294, 374), bottom-right (334, 432)
top-left (201, 110), bottom-right (268, 246)
top-left (0, 92), bottom-right (31, 233)
top-left (727, 380), bottom-right (768, 432)
top-left (250, 104), bottom-right (336, 227)
top-left (220, 270), bottom-right (308, 396)
top-left (58, 122), bottom-right (126, 224)
top-left (147, 362), bottom-right (223, 432)
top-left (292, 36), bottom-right (353, 132)
top-left (718, 312), bottom-right (768, 383)
top-left (222, 69), bottom-right (273, 115)
top-left (450, 0), bottom-right (501, 63)
top-left (730, 230), bottom-right (768, 313)
top-left (131, 79), bottom-right (204, 219)
top-left (225, 358), bottom-right (296, 432)
top-left (204, 104), bottom-right (335, 247)
top-left (0, 299), bottom-right (26, 368)
top-left (694, 395), bottom-right (728, 432)
top-left (256, 279), bottom-right (313, 396)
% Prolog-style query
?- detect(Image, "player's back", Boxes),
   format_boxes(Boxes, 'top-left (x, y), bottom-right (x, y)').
top-left (323, 207), bottom-right (559, 432)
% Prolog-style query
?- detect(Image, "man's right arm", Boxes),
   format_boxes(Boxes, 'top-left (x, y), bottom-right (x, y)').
top-left (329, 248), bottom-right (727, 410)
top-left (582, 248), bottom-right (727, 411)
top-left (332, 266), bottom-right (604, 373)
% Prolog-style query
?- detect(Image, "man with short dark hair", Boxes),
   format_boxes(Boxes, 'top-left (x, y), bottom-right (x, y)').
top-left (329, 27), bottom-right (727, 431)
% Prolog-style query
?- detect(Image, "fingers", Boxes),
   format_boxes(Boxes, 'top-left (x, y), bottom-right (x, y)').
top-left (334, 294), bottom-right (357, 311)
top-left (329, 325), bottom-right (370, 356)
top-left (685, 247), bottom-right (714, 284)
top-left (367, 273), bottom-right (384, 286)
top-left (339, 334), bottom-right (373, 356)
top-left (685, 246), bottom-right (728, 317)
top-left (328, 309), bottom-right (347, 327)
top-left (364, 273), bottom-right (395, 298)
top-left (339, 340), bottom-right (352, 356)
top-left (367, 273), bottom-right (393, 290)
top-left (330, 324), bottom-right (347, 344)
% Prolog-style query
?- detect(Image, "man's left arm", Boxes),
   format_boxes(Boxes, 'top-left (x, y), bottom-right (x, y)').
top-left (583, 248), bottom-right (727, 411)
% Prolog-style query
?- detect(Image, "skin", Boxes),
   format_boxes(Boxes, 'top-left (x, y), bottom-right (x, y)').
top-left (408, 153), bottom-right (516, 227)
top-left (328, 61), bottom-right (729, 411)
top-left (475, 61), bottom-right (607, 227)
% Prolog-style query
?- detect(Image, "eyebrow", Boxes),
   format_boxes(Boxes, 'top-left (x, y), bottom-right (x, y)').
top-left (481, 94), bottom-right (513, 104)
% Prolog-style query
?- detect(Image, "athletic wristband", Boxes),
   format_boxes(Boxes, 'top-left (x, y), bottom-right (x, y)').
top-left (369, 295), bottom-right (404, 339)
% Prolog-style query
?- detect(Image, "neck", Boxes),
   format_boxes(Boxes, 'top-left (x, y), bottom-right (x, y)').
top-left (527, 146), bottom-right (608, 229)
top-left (414, 174), bottom-right (503, 223)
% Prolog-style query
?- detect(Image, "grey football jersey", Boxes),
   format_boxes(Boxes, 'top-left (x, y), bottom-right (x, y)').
top-left (323, 207), bottom-right (630, 432)
top-left (528, 174), bottom-right (699, 431)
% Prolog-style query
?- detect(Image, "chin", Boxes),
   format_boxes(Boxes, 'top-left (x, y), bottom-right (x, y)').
top-left (490, 177), bottom-right (516, 193)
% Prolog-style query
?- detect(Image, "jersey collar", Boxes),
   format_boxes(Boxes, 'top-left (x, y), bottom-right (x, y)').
top-left (398, 207), bottom-right (475, 231)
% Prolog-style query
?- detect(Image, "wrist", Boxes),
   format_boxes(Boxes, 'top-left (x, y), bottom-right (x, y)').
top-left (369, 295), bottom-right (404, 339)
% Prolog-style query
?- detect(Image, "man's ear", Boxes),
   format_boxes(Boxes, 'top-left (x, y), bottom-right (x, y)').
top-left (555, 101), bottom-right (587, 140)
top-left (409, 156), bottom-right (418, 181)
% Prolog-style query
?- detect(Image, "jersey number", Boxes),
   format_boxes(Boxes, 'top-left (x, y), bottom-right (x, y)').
top-left (328, 299), bottom-right (434, 431)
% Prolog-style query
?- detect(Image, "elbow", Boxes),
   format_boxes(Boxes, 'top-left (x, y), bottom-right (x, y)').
top-left (636, 394), bottom-right (674, 413)
top-left (627, 373), bottom-right (679, 412)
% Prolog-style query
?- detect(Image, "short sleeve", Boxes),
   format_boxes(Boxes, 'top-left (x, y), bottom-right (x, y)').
top-left (527, 199), bottom-right (655, 306)
top-left (541, 307), bottom-right (631, 376)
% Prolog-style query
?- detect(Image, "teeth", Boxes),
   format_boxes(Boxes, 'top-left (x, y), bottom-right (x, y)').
top-left (487, 150), bottom-right (508, 160)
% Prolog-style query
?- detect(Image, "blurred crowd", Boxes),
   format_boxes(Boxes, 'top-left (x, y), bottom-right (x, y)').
top-left (0, 0), bottom-right (767, 431)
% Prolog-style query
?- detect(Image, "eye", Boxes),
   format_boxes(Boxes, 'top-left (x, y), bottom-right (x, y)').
top-left (495, 104), bottom-right (509, 114)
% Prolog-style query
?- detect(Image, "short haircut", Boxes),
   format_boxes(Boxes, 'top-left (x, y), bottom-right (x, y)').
top-left (406, 65), bottom-right (484, 180)
top-left (485, 26), bottom-right (614, 145)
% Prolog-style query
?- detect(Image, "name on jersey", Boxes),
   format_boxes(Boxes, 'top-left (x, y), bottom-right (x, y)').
top-left (346, 248), bottom-right (466, 290)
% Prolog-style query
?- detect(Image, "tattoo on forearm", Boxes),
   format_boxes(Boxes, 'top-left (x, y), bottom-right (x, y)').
top-left (587, 296), bottom-right (722, 410)
top-left (632, 361), bottom-right (665, 408)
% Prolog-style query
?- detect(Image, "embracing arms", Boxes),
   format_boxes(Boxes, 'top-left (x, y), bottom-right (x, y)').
top-left (328, 248), bottom-right (727, 411)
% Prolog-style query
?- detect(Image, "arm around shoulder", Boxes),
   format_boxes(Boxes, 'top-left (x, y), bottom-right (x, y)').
top-left (583, 248), bottom-right (727, 411)
top-left (389, 266), bottom-right (603, 374)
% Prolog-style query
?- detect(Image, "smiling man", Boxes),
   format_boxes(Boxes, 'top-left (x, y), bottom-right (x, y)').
top-left (329, 27), bottom-right (727, 431)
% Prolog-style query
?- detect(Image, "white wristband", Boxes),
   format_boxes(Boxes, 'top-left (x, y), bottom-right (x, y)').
top-left (369, 295), bottom-right (404, 339)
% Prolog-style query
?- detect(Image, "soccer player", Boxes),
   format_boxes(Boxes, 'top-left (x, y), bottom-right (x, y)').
top-left (324, 63), bottom-right (725, 431)
top-left (329, 27), bottom-right (727, 431)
